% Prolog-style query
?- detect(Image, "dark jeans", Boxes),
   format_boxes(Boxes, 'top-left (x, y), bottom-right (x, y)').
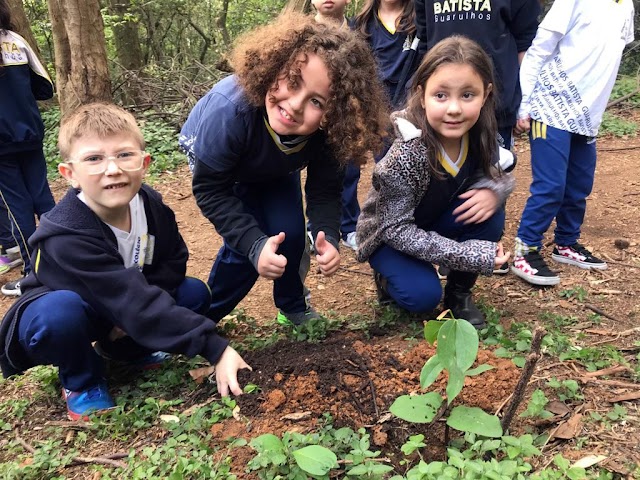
top-left (0, 148), bottom-right (55, 272)
top-left (207, 172), bottom-right (308, 321)
top-left (369, 200), bottom-right (504, 313)
top-left (18, 277), bottom-right (210, 391)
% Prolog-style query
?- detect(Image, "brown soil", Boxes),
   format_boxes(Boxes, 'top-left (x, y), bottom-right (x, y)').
top-left (1, 128), bottom-right (639, 477)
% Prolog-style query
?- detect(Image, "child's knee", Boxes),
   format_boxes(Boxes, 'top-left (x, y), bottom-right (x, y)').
top-left (393, 283), bottom-right (442, 313)
top-left (19, 291), bottom-right (90, 348)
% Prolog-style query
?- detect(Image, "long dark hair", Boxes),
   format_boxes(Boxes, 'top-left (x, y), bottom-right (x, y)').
top-left (0, 0), bottom-right (14, 66)
top-left (0, 0), bottom-right (14, 33)
top-left (354, 0), bottom-right (415, 37)
top-left (405, 35), bottom-right (497, 178)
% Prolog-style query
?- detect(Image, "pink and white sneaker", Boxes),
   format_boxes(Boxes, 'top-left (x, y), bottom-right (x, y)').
top-left (552, 243), bottom-right (608, 270)
top-left (511, 251), bottom-right (560, 286)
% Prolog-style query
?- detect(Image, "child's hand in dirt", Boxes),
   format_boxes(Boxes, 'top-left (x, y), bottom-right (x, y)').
top-left (314, 231), bottom-right (340, 276)
top-left (215, 345), bottom-right (252, 397)
top-left (514, 116), bottom-right (531, 135)
top-left (257, 232), bottom-right (287, 279)
top-left (453, 189), bottom-right (500, 225)
top-left (494, 242), bottom-right (511, 269)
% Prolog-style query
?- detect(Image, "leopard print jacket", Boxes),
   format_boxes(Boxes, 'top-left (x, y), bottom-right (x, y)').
top-left (355, 117), bottom-right (515, 276)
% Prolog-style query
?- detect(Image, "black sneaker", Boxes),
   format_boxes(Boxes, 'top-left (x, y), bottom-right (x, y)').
top-left (1, 277), bottom-right (23, 296)
top-left (511, 251), bottom-right (560, 286)
top-left (552, 243), bottom-right (608, 270)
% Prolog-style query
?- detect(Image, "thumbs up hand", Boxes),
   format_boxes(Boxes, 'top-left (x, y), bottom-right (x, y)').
top-left (314, 231), bottom-right (340, 276)
top-left (257, 232), bottom-right (288, 279)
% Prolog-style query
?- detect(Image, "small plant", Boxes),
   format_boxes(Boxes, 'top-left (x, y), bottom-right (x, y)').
top-left (389, 318), bottom-right (502, 438)
top-left (546, 378), bottom-right (583, 402)
top-left (559, 287), bottom-right (587, 302)
top-left (520, 389), bottom-right (553, 419)
top-left (599, 112), bottom-right (638, 137)
top-left (247, 416), bottom-right (391, 479)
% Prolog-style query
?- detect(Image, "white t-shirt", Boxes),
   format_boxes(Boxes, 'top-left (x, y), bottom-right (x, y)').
top-left (519, 0), bottom-right (635, 136)
top-left (78, 192), bottom-right (152, 270)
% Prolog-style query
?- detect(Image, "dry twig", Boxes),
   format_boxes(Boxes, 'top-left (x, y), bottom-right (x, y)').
top-left (500, 326), bottom-right (546, 434)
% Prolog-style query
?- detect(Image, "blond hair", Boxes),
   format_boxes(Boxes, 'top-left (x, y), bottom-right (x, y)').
top-left (58, 103), bottom-right (145, 160)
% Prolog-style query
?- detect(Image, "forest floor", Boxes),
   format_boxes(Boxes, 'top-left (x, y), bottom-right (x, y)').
top-left (0, 127), bottom-right (639, 479)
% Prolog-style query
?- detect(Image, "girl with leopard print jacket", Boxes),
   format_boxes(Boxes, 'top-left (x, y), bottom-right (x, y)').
top-left (355, 36), bottom-right (514, 329)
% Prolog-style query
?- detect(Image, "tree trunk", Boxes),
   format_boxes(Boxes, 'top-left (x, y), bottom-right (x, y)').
top-left (281, 0), bottom-right (312, 14)
top-left (107, 0), bottom-right (143, 71)
top-left (6, 0), bottom-right (40, 55)
top-left (47, 0), bottom-right (112, 114)
top-left (216, 0), bottom-right (230, 45)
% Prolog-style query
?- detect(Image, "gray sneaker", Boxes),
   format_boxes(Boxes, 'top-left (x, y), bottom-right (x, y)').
top-left (276, 307), bottom-right (323, 326)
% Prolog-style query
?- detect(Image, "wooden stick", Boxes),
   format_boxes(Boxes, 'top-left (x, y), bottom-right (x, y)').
top-left (608, 392), bottom-right (640, 403)
top-left (582, 365), bottom-right (631, 378)
top-left (584, 304), bottom-right (625, 323)
top-left (500, 327), bottom-right (546, 434)
top-left (15, 435), bottom-right (128, 469)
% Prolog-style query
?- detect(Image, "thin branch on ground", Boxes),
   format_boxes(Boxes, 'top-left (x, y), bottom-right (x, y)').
top-left (500, 326), bottom-right (546, 434)
top-left (15, 435), bottom-right (128, 469)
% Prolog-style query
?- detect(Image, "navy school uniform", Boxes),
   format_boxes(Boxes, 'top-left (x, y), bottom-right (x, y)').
top-left (0, 30), bottom-right (56, 270)
top-left (179, 76), bottom-right (343, 320)
top-left (0, 185), bottom-right (223, 391)
top-left (415, 0), bottom-right (541, 147)
top-left (340, 15), bottom-right (420, 237)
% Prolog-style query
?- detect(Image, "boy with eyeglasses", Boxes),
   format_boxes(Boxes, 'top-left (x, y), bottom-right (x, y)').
top-left (0, 103), bottom-right (251, 420)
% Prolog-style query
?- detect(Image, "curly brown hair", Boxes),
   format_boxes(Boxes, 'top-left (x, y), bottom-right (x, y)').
top-left (231, 13), bottom-right (390, 166)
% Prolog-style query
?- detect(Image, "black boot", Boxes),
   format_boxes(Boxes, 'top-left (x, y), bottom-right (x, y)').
top-left (443, 271), bottom-right (486, 329)
top-left (374, 272), bottom-right (394, 306)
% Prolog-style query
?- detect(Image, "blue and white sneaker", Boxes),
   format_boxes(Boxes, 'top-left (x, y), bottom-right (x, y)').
top-left (63, 384), bottom-right (115, 421)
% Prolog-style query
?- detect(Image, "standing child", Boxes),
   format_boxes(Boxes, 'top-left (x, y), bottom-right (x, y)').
top-left (356, 36), bottom-right (513, 329)
top-left (179, 14), bottom-right (388, 325)
top-left (511, 0), bottom-right (635, 286)
top-left (0, 0), bottom-right (56, 295)
top-left (337, 0), bottom-right (418, 251)
top-left (0, 103), bottom-right (250, 420)
top-left (312, 0), bottom-right (350, 26)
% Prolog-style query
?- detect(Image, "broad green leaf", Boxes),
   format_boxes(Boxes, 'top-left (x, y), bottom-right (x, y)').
top-left (437, 319), bottom-right (478, 372)
top-left (424, 320), bottom-right (445, 344)
top-left (512, 356), bottom-right (526, 368)
top-left (292, 445), bottom-right (337, 476)
top-left (389, 392), bottom-right (443, 423)
top-left (249, 433), bottom-right (283, 452)
top-left (419, 355), bottom-right (443, 388)
top-left (465, 364), bottom-right (494, 376)
top-left (445, 363), bottom-right (465, 404)
top-left (446, 406), bottom-right (503, 437)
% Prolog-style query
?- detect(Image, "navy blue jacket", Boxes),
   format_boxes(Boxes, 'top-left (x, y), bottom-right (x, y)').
top-left (361, 15), bottom-right (417, 107)
top-left (415, 0), bottom-right (541, 128)
top-left (180, 75), bottom-right (343, 257)
top-left (0, 185), bottom-right (228, 378)
top-left (0, 30), bottom-right (53, 155)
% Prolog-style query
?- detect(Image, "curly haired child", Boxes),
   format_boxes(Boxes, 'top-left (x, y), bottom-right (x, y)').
top-left (356, 36), bottom-right (514, 329)
top-left (180, 13), bottom-right (389, 325)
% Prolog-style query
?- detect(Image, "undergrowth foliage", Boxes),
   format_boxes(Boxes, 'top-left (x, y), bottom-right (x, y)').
top-left (41, 107), bottom-right (186, 182)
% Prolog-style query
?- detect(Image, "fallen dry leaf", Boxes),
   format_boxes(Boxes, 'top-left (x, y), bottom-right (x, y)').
top-left (552, 413), bottom-right (583, 439)
top-left (571, 454), bottom-right (607, 469)
top-left (189, 365), bottom-right (216, 384)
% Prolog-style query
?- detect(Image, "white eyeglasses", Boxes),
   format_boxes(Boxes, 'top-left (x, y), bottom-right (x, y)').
top-left (66, 150), bottom-right (146, 175)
